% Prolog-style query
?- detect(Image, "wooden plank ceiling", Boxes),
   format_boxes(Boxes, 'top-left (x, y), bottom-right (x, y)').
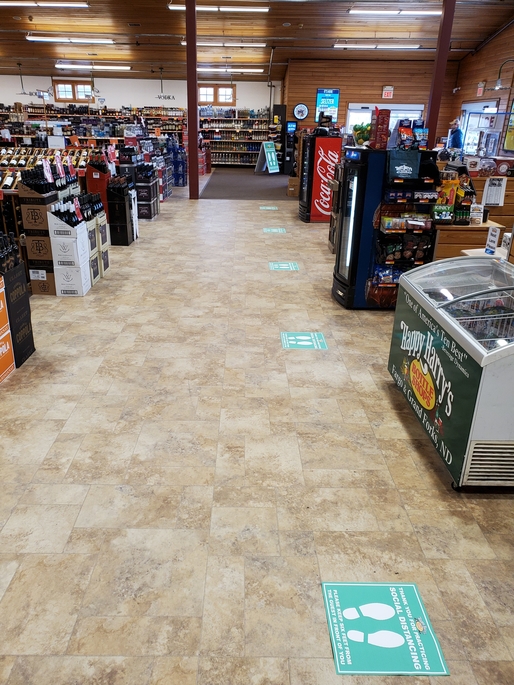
top-left (0, 0), bottom-right (513, 82)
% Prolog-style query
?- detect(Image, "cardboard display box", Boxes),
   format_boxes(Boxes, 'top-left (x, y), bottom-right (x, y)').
top-left (0, 288), bottom-right (9, 337)
top-left (29, 267), bottom-right (56, 296)
top-left (24, 232), bottom-right (54, 269)
top-left (2, 262), bottom-right (35, 367)
top-left (50, 223), bottom-right (89, 268)
top-left (0, 329), bottom-right (15, 384)
top-left (99, 248), bottom-right (111, 277)
top-left (54, 262), bottom-right (91, 297)
top-left (90, 252), bottom-right (101, 286)
top-left (287, 177), bottom-right (300, 197)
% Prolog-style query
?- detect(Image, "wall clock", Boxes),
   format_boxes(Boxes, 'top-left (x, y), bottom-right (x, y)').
top-left (293, 103), bottom-right (309, 120)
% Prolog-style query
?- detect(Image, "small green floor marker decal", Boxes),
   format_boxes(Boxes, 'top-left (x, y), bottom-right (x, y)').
top-left (269, 262), bottom-right (299, 271)
top-left (260, 206), bottom-right (278, 210)
top-left (263, 228), bottom-right (286, 233)
top-left (322, 582), bottom-right (449, 676)
top-left (281, 332), bottom-right (327, 349)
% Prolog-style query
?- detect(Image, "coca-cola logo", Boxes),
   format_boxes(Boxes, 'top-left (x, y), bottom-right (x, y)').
top-left (314, 146), bottom-right (339, 215)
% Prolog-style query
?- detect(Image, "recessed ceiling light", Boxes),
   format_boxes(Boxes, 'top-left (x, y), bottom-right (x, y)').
top-left (13, 14), bottom-right (21, 18)
top-left (282, 22), bottom-right (291, 27)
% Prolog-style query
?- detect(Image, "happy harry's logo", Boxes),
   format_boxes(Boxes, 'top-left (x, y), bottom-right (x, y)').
top-left (395, 164), bottom-right (413, 176)
top-left (400, 321), bottom-right (454, 417)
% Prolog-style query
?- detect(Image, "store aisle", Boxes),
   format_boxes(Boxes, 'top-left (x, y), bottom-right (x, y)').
top-left (0, 196), bottom-right (513, 685)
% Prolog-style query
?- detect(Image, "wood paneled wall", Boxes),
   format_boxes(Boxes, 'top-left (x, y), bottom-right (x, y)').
top-left (283, 59), bottom-right (459, 140)
top-left (455, 22), bottom-right (514, 151)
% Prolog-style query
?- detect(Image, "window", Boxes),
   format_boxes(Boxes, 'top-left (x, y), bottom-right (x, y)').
top-left (218, 87), bottom-right (234, 104)
top-left (199, 87), bottom-right (215, 103)
top-left (53, 80), bottom-right (95, 103)
top-left (56, 83), bottom-right (73, 100)
top-left (76, 84), bottom-right (93, 100)
top-left (198, 83), bottom-right (236, 106)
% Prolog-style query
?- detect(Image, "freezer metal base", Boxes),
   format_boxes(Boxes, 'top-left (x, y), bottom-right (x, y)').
top-left (332, 275), bottom-right (355, 309)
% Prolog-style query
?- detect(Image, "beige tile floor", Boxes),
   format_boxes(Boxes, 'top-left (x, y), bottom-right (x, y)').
top-left (1, 176), bottom-right (514, 684)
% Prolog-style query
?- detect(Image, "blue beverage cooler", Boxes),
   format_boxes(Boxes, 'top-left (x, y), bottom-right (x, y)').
top-left (331, 147), bottom-right (438, 310)
top-left (332, 148), bottom-right (387, 308)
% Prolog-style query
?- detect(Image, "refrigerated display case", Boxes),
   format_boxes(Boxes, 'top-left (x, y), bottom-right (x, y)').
top-left (388, 256), bottom-right (514, 487)
top-left (332, 147), bottom-right (439, 309)
top-left (299, 133), bottom-right (341, 223)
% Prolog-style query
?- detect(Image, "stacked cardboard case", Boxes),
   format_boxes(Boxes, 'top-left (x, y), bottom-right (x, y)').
top-left (46, 209), bottom-right (111, 297)
top-left (0, 262), bottom-right (36, 384)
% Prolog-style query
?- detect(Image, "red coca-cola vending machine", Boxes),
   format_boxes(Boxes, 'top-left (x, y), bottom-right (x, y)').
top-left (299, 133), bottom-right (342, 223)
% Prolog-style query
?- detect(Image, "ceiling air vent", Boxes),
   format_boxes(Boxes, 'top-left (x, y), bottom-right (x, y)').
top-left (464, 441), bottom-right (514, 486)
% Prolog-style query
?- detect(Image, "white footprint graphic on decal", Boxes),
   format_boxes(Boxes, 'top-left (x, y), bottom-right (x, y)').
top-left (347, 629), bottom-right (405, 649)
top-left (343, 602), bottom-right (396, 621)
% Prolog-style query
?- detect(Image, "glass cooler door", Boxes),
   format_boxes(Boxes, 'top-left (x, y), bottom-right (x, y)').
top-left (403, 257), bottom-right (514, 353)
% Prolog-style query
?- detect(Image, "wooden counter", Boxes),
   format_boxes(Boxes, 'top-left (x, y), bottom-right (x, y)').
top-left (434, 220), bottom-right (505, 259)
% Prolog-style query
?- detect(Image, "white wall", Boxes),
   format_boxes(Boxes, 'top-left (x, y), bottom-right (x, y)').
top-left (0, 75), bottom-right (281, 111)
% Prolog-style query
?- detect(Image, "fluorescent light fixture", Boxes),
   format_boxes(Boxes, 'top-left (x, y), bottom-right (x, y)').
top-left (197, 66), bottom-right (264, 72)
top-left (27, 35), bottom-right (114, 43)
top-left (55, 62), bottom-right (131, 70)
top-left (181, 40), bottom-right (266, 47)
top-left (219, 6), bottom-right (268, 10)
top-left (181, 41), bottom-right (224, 46)
top-left (376, 44), bottom-right (421, 49)
top-left (168, 3), bottom-right (219, 10)
top-left (349, 8), bottom-right (441, 15)
top-left (349, 9), bottom-right (399, 14)
top-left (224, 42), bottom-right (267, 47)
top-left (0, 1), bottom-right (88, 5)
top-left (334, 44), bottom-right (377, 49)
top-left (37, 1), bottom-right (89, 5)
top-left (400, 10), bottom-right (442, 15)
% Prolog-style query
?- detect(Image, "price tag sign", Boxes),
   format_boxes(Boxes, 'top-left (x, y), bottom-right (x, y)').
top-left (155, 127), bottom-right (161, 136)
top-left (67, 155), bottom-right (76, 176)
top-left (73, 197), bottom-right (83, 221)
top-left (78, 169), bottom-right (86, 177)
top-left (42, 158), bottom-right (54, 183)
top-left (55, 155), bottom-right (66, 178)
top-left (485, 225), bottom-right (501, 254)
top-left (107, 145), bottom-right (117, 162)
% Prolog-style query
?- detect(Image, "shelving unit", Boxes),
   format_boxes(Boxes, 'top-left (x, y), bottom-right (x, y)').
top-left (199, 118), bottom-right (268, 167)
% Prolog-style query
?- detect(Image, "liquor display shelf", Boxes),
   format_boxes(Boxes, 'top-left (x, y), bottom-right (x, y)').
top-left (200, 117), bottom-right (267, 166)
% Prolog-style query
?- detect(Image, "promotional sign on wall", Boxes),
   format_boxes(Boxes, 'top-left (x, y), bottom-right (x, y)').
top-left (388, 285), bottom-right (482, 483)
top-left (315, 88), bottom-right (340, 123)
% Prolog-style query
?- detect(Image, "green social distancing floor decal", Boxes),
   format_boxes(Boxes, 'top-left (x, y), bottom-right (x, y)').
top-left (322, 583), bottom-right (449, 676)
top-left (281, 332), bottom-right (328, 349)
top-left (259, 206), bottom-right (278, 210)
top-left (269, 262), bottom-right (299, 271)
top-left (263, 228), bottom-right (286, 233)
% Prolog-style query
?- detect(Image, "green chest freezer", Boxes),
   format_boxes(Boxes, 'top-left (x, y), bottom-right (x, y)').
top-left (388, 256), bottom-right (514, 487)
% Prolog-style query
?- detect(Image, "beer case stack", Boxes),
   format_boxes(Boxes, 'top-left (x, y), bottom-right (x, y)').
top-left (0, 272), bottom-right (15, 384)
top-left (96, 209), bottom-right (111, 277)
top-left (136, 166), bottom-right (160, 221)
top-left (0, 261), bottom-right (36, 383)
top-left (20, 181), bottom-right (58, 296)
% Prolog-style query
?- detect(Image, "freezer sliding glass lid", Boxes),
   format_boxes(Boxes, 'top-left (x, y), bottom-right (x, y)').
top-left (405, 257), bottom-right (514, 351)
